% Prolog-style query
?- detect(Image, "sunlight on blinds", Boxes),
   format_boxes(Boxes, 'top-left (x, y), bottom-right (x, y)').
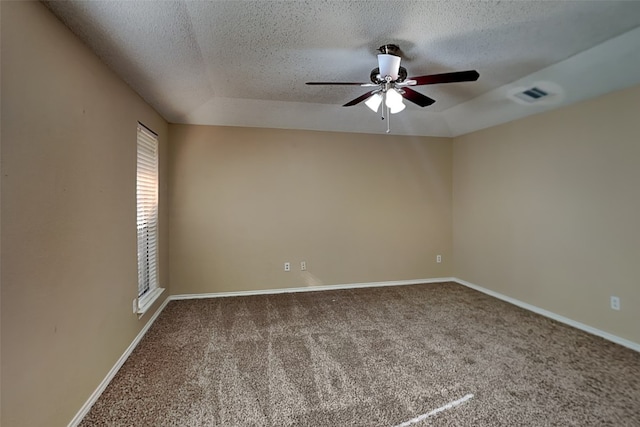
top-left (137, 124), bottom-right (158, 299)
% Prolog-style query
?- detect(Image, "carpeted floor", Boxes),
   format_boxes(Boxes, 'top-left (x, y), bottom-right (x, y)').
top-left (80, 282), bottom-right (640, 426)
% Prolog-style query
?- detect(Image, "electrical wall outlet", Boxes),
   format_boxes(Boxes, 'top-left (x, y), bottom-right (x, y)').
top-left (284, 262), bottom-right (291, 272)
top-left (436, 255), bottom-right (442, 263)
top-left (301, 261), bottom-right (306, 271)
top-left (610, 296), bottom-right (620, 311)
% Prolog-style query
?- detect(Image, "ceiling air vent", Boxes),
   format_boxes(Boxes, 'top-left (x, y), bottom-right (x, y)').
top-left (513, 86), bottom-right (549, 103)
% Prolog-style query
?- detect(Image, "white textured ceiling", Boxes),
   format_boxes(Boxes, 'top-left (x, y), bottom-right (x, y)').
top-left (44, 1), bottom-right (640, 137)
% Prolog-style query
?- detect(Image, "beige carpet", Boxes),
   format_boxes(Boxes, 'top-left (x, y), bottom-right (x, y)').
top-left (80, 282), bottom-right (640, 426)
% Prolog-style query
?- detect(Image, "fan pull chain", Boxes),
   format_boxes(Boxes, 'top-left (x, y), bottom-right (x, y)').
top-left (385, 94), bottom-right (391, 133)
top-left (386, 105), bottom-right (391, 133)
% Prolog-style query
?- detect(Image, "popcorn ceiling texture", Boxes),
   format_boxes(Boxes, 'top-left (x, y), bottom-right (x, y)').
top-left (79, 283), bottom-right (640, 426)
top-left (45, 2), bottom-right (640, 111)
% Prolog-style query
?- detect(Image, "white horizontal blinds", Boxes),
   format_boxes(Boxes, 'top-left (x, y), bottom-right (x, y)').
top-left (137, 123), bottom-right (159, 298)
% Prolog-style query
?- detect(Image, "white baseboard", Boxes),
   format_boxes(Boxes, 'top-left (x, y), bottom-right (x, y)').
top-left (169, 277), bottom-right (455, 301)
top-left (452, 277), bottom-right (640, 353)
top-left (67, 295), bottom-right (172, 427)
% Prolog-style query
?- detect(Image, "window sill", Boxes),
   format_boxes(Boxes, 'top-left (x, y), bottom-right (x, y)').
top-left (137, 287), bottom-right (165, 318)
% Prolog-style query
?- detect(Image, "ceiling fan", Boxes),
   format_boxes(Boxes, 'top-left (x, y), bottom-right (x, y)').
top-left (306, 44), bottom-right (479, 115)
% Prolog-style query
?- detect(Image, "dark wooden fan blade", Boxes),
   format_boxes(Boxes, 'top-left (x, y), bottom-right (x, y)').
top-left (343, 90), bottom-right (377, 107)
top-left (410, 70), bottom-right (479, 86)
top-left (401, 87), bottom-right (436, 107)
top-left (306, 82), bottom-right (368, 85)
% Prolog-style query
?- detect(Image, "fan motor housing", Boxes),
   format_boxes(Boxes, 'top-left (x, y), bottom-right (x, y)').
top-left (378, 44), bottom-right (401, 56)
top-left (370, 66), bottom-right (407, 84)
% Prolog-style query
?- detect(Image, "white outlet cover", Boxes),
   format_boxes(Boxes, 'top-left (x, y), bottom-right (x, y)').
top-left (610, 296), bottom-right (620, 310)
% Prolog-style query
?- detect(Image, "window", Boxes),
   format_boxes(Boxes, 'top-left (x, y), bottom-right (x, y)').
top-left (136, 123), bottom-right (163, 314)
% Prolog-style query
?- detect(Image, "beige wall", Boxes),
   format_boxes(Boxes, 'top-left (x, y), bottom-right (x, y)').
top-left (2, 2), bottom-right (638, 426)
top-left (1, 2), bottom-right (169, 426)
top-left (169, 125), bottom-right (452, 294)
top-left (453, 84), bottom-right (640, 344)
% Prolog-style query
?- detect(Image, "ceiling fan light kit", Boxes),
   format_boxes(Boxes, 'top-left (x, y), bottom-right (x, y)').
top-left (364, 92), bottom-right (383, 112)
top-left (385, 88), bottom-right (406, 114)
top-left (306, 44), bottom-right (480, 133)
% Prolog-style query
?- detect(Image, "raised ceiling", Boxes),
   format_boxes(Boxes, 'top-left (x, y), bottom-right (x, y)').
top-left (44, 1), bottom-right (640, 137)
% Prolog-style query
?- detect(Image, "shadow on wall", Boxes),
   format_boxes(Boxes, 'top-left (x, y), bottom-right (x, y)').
top-left (300, 271), bottom-right (324, 287)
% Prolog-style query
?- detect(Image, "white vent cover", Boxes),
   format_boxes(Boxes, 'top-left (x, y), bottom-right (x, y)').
top-left (513, 87), bottom-right (549, 103)
top-left (507, 82), bottom-right (564, 106)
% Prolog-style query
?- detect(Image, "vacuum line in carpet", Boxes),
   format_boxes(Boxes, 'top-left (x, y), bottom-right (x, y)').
top-left (394, 393), bottom-right (474, 426)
